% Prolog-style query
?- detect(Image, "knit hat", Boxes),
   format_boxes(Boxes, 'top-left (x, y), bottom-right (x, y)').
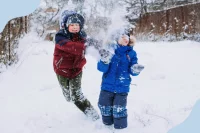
top-left (60, 10), bottom-right (85, 30)
top-left (66, 14), bottom-right (83, 28)
top-left (111, 28), bottom-right (136, 46)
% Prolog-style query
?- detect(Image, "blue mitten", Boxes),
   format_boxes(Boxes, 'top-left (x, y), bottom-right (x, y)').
top-left (131, 64), bottom-right (144, 74)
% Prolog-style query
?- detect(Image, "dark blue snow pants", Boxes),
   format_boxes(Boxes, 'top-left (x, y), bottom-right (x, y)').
top-left (98, 90), bottom-right (128, 129)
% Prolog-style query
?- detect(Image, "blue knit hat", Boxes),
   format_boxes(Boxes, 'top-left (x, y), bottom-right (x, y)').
top-left (66, 14), bottom-right (83, 27)
top-left (60, 10), bottom-right (84, 30)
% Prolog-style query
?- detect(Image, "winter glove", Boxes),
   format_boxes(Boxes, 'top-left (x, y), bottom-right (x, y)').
top-left (99, 49), bottom-right (113, 64)
top-left (131, 64), bottom-right (144, 74)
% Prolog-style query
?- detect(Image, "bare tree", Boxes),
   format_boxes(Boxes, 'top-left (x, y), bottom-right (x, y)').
top-left (118, 0), bottom-right (148, 23)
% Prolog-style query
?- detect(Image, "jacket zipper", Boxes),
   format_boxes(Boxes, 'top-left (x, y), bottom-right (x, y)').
top-left (56, 57), bottom-right (63, 69)
top-left (113, 56), bottom-right (120, 93)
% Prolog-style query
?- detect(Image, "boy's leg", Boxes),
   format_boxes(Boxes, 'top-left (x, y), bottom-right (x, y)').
top-left (69, 72), bottom-right (99, 120)
top-left (57, 74), bottom-right (71, 102)
top-left (113, 93), bottom-right (128, 129)
top-left (98, 90), bottom-right (114, 125)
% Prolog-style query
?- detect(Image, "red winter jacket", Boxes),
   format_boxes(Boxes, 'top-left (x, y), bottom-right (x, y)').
top-left (53, 39), bottom-right (86, 79)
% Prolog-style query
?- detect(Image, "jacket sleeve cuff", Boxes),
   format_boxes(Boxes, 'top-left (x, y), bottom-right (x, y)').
top-left (97, 60), bottom-right (109, 73)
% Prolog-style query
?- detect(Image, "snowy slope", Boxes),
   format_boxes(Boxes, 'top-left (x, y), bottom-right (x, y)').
top-left (1, 33), bottom-right (200, 133)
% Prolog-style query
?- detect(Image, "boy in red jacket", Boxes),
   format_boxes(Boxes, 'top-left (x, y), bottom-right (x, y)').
top-left (53, 10), bottom-right (99, 121)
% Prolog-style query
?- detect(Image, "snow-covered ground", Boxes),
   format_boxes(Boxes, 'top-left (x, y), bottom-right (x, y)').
top-left (1, 33), bottom-right (200, 133)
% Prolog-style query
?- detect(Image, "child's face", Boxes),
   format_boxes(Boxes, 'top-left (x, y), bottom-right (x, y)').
top-left (68, 23), bottom-right (80, 33)
top-left (118, 35), bottom-right (129, 46)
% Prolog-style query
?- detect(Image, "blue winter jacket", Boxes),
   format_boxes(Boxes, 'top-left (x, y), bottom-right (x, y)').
top-left (97, 44), bottom-right (139, 93)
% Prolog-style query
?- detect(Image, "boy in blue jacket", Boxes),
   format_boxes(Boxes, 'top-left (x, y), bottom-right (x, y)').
top-left (97, 29), bottom-right (144, 130)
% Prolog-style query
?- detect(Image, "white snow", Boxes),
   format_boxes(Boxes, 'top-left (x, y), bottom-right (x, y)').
top-left (0, 32), bottom-right (200, 133)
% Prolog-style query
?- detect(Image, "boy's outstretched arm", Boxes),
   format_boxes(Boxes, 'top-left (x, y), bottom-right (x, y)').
top-left (86, 38), bottom-right (102, 51)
